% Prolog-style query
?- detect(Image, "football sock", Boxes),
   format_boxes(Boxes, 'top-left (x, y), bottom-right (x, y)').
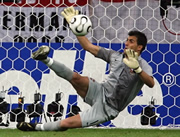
top-left (42, 57), bottom-right (73, 81)
top-left (35, 121), bottom-right (67, 131)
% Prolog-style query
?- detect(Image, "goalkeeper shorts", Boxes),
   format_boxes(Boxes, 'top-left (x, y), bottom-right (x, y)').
top-left (79, 77), bottom-right (119, 127)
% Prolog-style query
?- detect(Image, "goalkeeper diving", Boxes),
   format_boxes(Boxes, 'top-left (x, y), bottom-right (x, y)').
top-left (17, 6), bottom-right (154, 131)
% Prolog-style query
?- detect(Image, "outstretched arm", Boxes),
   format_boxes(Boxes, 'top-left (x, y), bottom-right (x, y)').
top-left (61, 6), bottom-right (100, 56)
top-left (76, 36), bottom-right (100, 56)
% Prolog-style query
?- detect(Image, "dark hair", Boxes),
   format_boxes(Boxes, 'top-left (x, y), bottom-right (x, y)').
top-left (128, 30), bottom-right (147, 53)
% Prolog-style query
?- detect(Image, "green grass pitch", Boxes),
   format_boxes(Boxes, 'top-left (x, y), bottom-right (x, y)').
top-left (0, 128), bottom-right (180, 137)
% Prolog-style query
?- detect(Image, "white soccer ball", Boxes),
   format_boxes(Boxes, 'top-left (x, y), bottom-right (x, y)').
top-left (69, 15), bottom-right (92, 36)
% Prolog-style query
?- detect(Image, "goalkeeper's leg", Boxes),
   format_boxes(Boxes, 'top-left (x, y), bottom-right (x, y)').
top-left (17, 114), bottom-right (82, 131)
top-left (16, 121), bottom-right (64, 131)
top-left (32, 45), bottom-right (89, 98)
top-left (32, 45), bottom-right (74, 81)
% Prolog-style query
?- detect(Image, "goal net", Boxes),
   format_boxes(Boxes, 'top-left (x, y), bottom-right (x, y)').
top-left (0, 0), bottom-right (179, 129)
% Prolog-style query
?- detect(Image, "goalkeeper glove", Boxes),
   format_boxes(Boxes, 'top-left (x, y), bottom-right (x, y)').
top-left (123, 49), bottom-right (142, 73)
top-left (61, 6), bottom-right (79, 23)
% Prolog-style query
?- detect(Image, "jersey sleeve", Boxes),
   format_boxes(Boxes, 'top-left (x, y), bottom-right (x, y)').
top-left (95, 47), bottom-right (116, 63)
top-left (140, 59), bottom-right (153, 76)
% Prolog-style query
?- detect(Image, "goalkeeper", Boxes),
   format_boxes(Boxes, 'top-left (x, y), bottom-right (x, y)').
top-left (17, 6), bottom-right (154, 131)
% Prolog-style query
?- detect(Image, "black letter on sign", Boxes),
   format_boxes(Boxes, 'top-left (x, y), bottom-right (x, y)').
top-left (3, 11), bottom-right (12, 30)
top-left (48, 12), bottom-right (59, 31)
top-left (29, 12), bottom-right (44, 31)
top-left (55, 35), bottom-right (64, 43)
top-left (27, 36), bottom-right (37, 43)
top-left (15, 12), bottom-right (25, 31)
top-left (42, 35), bottom-right (50, 43)
top-left (63, 18), bottom-right (70, 30)
top-left (14, 35), bottom-right (24, 42)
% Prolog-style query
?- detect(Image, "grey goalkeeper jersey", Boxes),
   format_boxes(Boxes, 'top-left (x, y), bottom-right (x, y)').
top-left (96, 47), bottom-right (153, 112)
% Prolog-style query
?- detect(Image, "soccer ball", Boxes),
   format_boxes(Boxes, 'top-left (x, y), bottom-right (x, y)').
top-left (69, 15), bottom-right (92, 36)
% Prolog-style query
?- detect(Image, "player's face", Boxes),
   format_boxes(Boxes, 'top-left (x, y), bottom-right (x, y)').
top-left (124, 36), bottom-right (142, 54)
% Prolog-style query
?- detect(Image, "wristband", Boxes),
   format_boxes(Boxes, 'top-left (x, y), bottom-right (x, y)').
top-left (134, 66), bottom-right (142, 74)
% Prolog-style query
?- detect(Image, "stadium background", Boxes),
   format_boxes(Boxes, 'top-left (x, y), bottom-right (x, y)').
top-left (0, 0), bottom-right (179, 129)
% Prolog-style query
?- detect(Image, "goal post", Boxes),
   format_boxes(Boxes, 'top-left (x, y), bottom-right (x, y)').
top-left (0, 0), bottom-right (179, 129)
